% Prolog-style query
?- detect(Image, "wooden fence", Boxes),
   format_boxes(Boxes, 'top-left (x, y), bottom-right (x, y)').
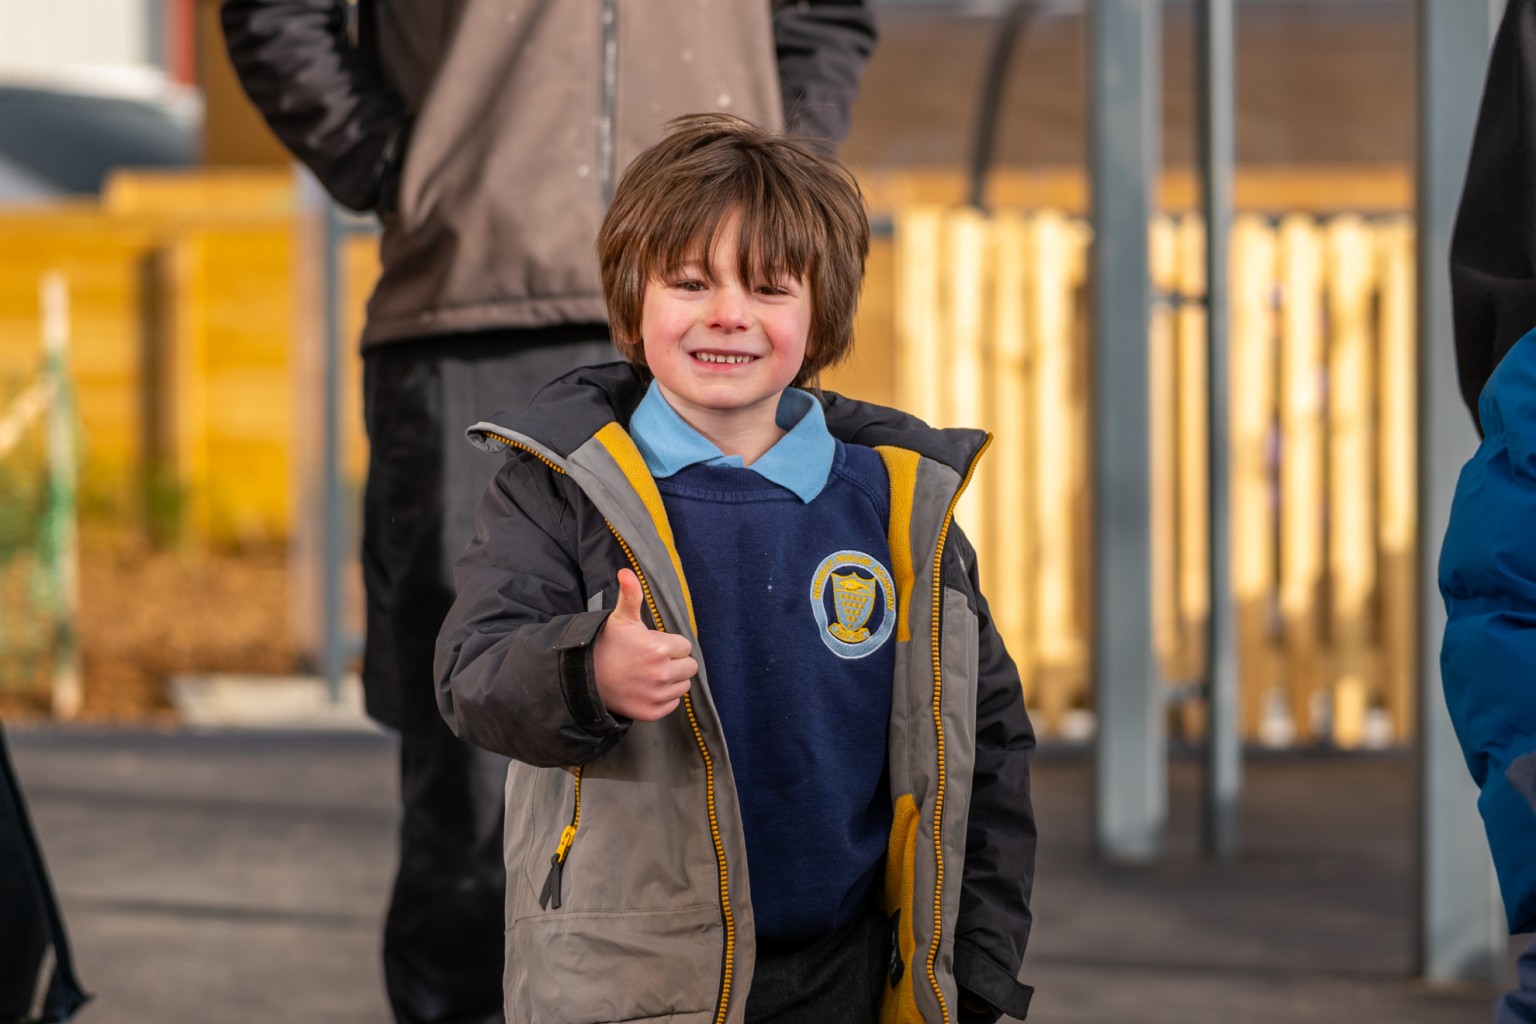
top-left (0, 173), bottom-right (1423, 743)
top-left (893, 208), bottom-right (1416, 746)
top-left (0, 171), bottom-right (374, 546)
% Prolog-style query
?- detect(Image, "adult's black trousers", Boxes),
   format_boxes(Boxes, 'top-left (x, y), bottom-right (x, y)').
top-left (361, 325), bottom-right (615, 1024)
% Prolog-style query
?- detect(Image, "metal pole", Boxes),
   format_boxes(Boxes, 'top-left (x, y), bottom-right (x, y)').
top-left (1197, 0), bottom-right (1239, 861)
top-left (1415, 0), bottom-right (1506, 985)
top-left (321, 201), bottom-right (347, 706)
top-left (1089, 0), bottom-right (1165, 862)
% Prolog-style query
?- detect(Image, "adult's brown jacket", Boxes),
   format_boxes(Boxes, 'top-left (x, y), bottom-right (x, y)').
top-left (220, 0), bottom-right (876, 348)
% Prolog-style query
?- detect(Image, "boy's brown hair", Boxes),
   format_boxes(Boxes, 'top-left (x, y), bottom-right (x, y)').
top-left (597, 113), bottom-right (869, 387)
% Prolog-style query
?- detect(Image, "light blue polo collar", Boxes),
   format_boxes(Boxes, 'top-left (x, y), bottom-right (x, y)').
top-left (628, 381), bottom-right (835, 503)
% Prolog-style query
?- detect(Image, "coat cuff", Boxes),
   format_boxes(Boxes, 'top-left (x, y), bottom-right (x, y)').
top-left (954, 938), bottom-right (1034, 1020)
top-left (553, 610), bottom-right (627, 737)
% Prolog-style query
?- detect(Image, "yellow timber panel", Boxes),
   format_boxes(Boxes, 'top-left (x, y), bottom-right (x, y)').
top-left (181, 225), bottom-right (295, 544)
top-left (1278, 215), bottom-right (1327, 743)
top-left (944, 209), bottom-right (992, 576)
top-left (1324, 216), bottom-right (1379, 748)
top-left (1230, 216), bottom-right (1280, 740)
top-left (1175, 216), bottom-right (1211, 688)
top-left (1027, 212), bottom-right (1087, 726)
top-left (824, 236), bottom-right (897, 409)
top-left (880, 206), bottom-right (1426, 741)
top-left (343, 234), bottom-right (380, 479)
top-left (103, 168), bottom-right (295, 219)
top-left (895, 208), bottom-right (945, 428)
top-left (1376, 219), bottom-right (1416, 744)
top-left (0, 219), bottom-right (156, 494)
top-left (1149, 216), bottom-right (1180, 683)
top-left (990, 212), bottom-right (1031, 705)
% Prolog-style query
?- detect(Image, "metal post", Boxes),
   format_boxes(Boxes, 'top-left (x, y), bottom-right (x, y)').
top-left (1415, 0), bottom-right (1506, 985)
top-left (1197, 0), bottom-right (1239, 861)
top-left (1089, 0), bottom-right (1165, 862)
top-left (321, 200), bottom-right (348, 706)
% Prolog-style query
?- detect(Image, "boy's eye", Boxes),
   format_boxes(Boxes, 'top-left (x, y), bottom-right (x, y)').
top-left (672, 279), bottom-right (705, 292)
top-left (755, 282), bottom-right (794, 296)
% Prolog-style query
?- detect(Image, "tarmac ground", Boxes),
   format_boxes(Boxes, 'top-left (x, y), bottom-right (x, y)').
top-left (6, 727), bottom-right (1516, 1024)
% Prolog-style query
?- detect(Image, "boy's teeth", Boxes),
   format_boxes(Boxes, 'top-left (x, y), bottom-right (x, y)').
top-left (696, 352), bottom-right (752, 364)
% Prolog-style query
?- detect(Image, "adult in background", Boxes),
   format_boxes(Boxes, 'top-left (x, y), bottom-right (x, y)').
top-left (217, 4), bottom-right (875, 1023)
top-left (1442, 0), bottom-right (1536, 1021)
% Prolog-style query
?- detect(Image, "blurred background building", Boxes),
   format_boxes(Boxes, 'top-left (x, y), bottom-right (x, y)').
top-left (0, 0), bottom-right (203, 200)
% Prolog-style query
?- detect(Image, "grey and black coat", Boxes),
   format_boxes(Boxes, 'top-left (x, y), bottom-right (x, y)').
top-left (435, 364), bottom-right (1037, 1024)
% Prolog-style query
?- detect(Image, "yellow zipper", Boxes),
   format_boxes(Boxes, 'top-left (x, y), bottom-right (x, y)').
top-left (539, 768), bottom-right (583, 910)
top-left (604, 523), bottom-right (737, 1024)
top-left (486, 428), bottom-right (736, 1020)
top-left (480, 430), bottom-right (568, 476)
top-left (923, 435), bottom-right (991, 1024)
top-left (481, 429), bottom-right (587, 911)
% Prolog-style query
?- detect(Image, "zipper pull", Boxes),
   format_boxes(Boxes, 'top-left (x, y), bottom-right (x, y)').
top-left (539, 853), bottom-right (564, 910)
top-left (539, 825), bottom-right (578, 910)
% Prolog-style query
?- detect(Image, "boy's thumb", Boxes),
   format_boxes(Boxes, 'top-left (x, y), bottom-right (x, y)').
top-left (612, 568), bottom-right (645, 624)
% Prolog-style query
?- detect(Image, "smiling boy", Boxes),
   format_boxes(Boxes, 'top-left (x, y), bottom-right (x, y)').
top-left (435, 114), bottom-right (1037, 1024)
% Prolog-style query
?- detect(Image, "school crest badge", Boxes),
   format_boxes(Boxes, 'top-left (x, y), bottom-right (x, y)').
top-left (810, 549), bottom-right (896, 659)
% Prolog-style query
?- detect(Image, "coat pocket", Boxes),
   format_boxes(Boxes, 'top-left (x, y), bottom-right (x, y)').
top-left (505, 903), bottom-right (722, 1024)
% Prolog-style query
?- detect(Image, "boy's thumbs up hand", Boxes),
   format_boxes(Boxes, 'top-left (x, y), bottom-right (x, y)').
top-left (593, 568), bottom-right (697, 721)
top-left (609, 566), bottom-right (646, 625)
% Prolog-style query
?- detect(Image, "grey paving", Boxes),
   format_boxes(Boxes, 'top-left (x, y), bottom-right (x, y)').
top-left (5, 728), bottom-right (1514, 1023)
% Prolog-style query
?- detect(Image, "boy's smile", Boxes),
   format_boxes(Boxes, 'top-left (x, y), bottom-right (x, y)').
top-left (640, 212), bottom-right (812, 465)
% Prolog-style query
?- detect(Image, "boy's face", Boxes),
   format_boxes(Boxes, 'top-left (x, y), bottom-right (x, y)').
top-left (640, 212), bottom-right (812, 440)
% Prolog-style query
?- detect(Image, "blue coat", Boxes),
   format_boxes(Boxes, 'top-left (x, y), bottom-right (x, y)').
top-left (1440, 329), bottom-right (1536, 934)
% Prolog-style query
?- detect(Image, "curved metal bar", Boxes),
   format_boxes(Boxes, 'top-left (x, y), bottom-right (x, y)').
top-left (966, 0), bottom-right (1036, 212)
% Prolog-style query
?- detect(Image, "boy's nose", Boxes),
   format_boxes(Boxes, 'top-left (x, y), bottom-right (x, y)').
top-left (707, 289), bottom-right (750, 332)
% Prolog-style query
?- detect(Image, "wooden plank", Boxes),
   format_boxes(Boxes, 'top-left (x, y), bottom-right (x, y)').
top-left (1150, 215), bottom-right (1181, 682)
top-left (945, 209), bottom-right (993, 568)
top-left (894, 208), bottom-right (945, 425)
top-left (1065, 218), bottom-right (1094, 729)
top-left (168, 234), bottom-right (211, 544)
top-left (1376, 217), bottom-right (1416, 745)
top-left (1230, 215), bottom-right (1281, 740)
top-left (824, 237), bottom-right (898, 409)
top-left (342, 236), bottom-right (379, 479)
top-left (1030, 211), bottom-right (1085, 730)
top-left (0, 230), bottom-right (154, 481)
top-left (102, 169), bottom-right (295, 218)
top-left (1176, 214), bottom-right (1210, 686)
top-left (1278, 214), bottom-right (1326, 743)
top-left (991, 211), bottom-right (1034, 706)
top-left (199, 226), bottom-right (298, 543)
top-left (1325, 215), bottom-right (1378, 748)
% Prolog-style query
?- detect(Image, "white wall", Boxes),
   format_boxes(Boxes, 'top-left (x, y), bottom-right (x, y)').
top-left (0, 0), bottom-right (158, 83)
